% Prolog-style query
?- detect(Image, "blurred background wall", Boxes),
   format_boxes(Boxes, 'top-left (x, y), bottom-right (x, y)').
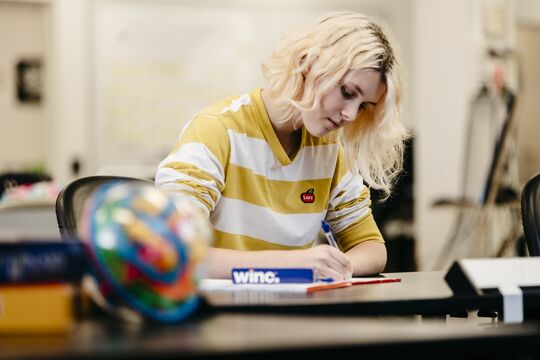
top-left (0, 0), bottom-right (539, 270)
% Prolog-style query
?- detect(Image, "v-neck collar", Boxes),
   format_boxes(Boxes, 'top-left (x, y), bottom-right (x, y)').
top-left (251, 88), bottom-right (306, 166)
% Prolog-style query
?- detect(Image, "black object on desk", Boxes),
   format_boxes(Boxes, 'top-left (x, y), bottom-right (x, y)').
top-left (445, 258), bottom-right (540, 322)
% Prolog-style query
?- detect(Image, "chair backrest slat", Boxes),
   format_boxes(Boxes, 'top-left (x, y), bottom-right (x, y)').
top-left (521, 173), bottom-right (540, 256)
top-left (55, 176), bottom-right (152, 240)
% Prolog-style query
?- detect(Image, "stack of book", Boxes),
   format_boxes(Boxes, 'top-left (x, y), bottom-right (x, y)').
top-left (0, 200), bottom-right (60, 241)
top-left (0, 241), bottom-right (87, 334)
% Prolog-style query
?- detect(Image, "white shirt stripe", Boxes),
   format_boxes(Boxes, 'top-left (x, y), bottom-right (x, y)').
top-left (220, 93), bottom-right (252, 113)
top-left (326, 172), bottom-right (370, 233)
top-left (228, 129), bottom-right (338, 181)
top-left (211, 197), bottom-right (323, 247)
top-left (157, 142), bottom-right (225, 186)
top-left (156, 171), bottom-right (219, 211)
top-left (158, 183), bottom-right (212, 217)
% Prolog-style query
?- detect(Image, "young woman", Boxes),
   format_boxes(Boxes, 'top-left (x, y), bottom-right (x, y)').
top-left (156, 11), bottom-right (409, 280)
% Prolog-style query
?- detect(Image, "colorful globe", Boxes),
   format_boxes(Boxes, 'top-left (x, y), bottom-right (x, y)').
top-left (78, 180), bottom-right (211, 322)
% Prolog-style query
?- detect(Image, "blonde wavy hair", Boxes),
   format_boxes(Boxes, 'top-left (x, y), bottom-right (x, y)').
top-left (261, 11), bottom-right (409, 198)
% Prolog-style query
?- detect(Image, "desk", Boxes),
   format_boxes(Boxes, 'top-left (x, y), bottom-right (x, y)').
top-left (0, 313), bottom-right (539, 359)
top-left (1, 271), bottom-right (539, 359)
top-left (200, 271), bottom-right (501, 316)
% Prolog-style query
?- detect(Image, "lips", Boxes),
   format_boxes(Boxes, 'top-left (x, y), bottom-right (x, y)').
top-left (327, 118), bottom-right (340, 129)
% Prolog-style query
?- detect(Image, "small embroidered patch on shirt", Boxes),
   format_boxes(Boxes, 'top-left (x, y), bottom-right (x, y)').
top-left (300, 188), bottom-right (315, 203)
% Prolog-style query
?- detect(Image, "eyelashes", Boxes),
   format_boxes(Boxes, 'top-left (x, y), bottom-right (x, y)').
top-left (340, 85), bottom-right (366, 111)
top-left (340, 85), bottom-right (353, 99)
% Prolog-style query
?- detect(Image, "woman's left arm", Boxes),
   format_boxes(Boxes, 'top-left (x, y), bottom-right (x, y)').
top-left (344, 240), bottom-right (387, 276)
top-left (327, 146), bottom-right (388, 276)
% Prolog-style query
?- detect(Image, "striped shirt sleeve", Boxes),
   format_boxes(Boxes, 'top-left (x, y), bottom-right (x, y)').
top-left (325, 145), bottom-right (383, 251)
top-left (155, 114), bottom-right (230, 216)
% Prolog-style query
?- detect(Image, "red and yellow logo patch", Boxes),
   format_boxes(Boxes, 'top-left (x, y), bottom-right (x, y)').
top-left (300, 188), bottom-right (315, 203)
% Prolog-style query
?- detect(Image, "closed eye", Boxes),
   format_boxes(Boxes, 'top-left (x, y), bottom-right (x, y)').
top-left (340, 85), bottom-right (353, 99)
top-left (341, 85), bottom-right (372, 113)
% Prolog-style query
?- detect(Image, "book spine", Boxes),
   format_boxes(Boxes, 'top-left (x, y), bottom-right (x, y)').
top-left (0, 241), bottom-right (86, 284)
top-left (0, 283), bottom-right (75, 333)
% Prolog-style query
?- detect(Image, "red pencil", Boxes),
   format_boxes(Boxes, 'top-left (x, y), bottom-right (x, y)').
top-left (307, 277), bottom-right (401, 293)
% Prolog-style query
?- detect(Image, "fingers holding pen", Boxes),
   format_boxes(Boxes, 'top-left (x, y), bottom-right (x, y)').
top-left (326, 245), bottom-right (354, 279)
top-left (320, 245), bottom-right (352, 276)
top-left (304, 245), bottom-right (353, 281)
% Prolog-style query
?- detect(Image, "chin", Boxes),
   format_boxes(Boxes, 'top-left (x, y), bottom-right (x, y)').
top-left (305, 126), bottom-right (329, 138)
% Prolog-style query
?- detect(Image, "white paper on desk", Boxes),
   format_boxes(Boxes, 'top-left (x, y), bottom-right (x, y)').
top-left (198, 279), bottom-right (316, 293)
top-left (197, 277), bottom-right (400, 293)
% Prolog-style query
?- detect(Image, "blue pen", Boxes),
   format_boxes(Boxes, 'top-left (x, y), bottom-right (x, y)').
top-left (321, 220), bottom-right (340, 249)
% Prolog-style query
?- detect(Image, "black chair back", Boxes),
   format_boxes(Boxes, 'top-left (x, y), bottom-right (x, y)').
top-left (55, 175), bottom-right (152, 240)
top-left (521, 172), bottom-right (540, 256)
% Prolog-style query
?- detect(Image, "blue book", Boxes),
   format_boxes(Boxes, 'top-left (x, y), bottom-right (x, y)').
top-left (0, 240), bottom-right (86, 284)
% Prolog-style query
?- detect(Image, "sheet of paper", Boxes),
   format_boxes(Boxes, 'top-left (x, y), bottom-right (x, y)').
top-left (198, 277), bottom-right (400, 293)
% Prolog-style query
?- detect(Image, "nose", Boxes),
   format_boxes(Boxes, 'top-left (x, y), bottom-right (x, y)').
top-left (340, 102), bottom-right (359, 123)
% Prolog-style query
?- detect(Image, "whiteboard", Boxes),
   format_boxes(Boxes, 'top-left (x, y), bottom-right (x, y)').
top-left (89, 0), bottom-right (396, 178)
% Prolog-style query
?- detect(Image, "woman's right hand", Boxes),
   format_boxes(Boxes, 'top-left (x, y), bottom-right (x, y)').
top-left (205, 246), bottom-right (353, 280)
top-left (293, 245), bottom-right (353, 281)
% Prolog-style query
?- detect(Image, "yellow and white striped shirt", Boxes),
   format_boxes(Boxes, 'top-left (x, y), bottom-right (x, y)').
top-left (155, 88), bottom-right (382, 251)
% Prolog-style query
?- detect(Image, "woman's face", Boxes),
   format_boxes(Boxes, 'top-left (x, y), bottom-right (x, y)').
top-left (300, 69), bottom-right (387, 137)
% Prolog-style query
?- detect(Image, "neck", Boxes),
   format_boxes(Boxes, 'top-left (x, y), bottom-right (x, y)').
top-left (261, 89), bottom-right (302, 157)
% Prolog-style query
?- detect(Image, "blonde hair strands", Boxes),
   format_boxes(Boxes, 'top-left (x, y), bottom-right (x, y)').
top-left (261, 12), bottom-right (409, 198)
